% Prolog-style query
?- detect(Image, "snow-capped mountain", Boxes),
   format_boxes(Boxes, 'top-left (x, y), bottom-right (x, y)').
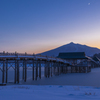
top-left (38, 42), bottom-right (100, 57)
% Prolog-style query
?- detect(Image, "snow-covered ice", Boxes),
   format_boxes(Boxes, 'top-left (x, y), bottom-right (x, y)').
top-left (1, 67), bottom-right (100, 100)
top-left (0, 85), bottom-right (100, 100)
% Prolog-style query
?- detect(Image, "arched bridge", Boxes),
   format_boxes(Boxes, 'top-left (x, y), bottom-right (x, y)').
top-left (0, 52), bottom-right (69, 85)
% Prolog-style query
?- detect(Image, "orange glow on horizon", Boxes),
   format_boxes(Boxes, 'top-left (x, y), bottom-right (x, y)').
top-left (27, 42), bottom-right (100, 54)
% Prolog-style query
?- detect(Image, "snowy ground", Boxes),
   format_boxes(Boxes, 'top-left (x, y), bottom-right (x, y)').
top-left (0, 85), bottom-right (100, 100)
top-left (1, 68), bottom-right (100, 100)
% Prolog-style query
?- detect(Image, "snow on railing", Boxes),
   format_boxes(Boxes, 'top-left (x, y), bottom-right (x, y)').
top-left (0, 52), bottom-right (69, 64)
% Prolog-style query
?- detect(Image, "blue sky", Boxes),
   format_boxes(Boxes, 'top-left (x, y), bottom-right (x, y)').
top-left (0, 0), bottom-right (100, 54)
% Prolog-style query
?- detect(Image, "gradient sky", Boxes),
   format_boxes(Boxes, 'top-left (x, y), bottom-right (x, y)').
top-left (0, 0), bottom-right (100, 54)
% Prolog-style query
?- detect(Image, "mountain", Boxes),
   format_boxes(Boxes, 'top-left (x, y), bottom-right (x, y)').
top-left (39, 42), bottom-right (100, 57)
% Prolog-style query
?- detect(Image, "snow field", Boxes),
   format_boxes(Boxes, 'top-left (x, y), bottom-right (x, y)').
top-left (0, 85), bottom-right (100, 100)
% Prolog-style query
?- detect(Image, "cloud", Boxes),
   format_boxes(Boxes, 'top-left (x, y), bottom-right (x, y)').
top-left (88, 3), bottom-right (90, 5)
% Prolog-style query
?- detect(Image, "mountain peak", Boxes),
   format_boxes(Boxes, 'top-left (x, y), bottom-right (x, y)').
top-left (39, 43), bottom-right (100, 57)
top-left (69, 42), bottom-right (74, 44)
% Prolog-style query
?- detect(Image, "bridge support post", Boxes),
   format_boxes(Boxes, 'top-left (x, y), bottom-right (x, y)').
top-left (17, 58), bottom-right (20, 83)
top-left (32, 59), bottom-right (34, 80)
top-left (67, 65), bottom-right (68, 73)
top-left (2, 59), bottom-right (5, 84)
top-left (65, 64), bottom-right (67, 73)
top-left (24, 59), bottom-right (27, 82)
top-left (85, 67), bottom-right (87, 73)
top-left (63, 64), bottom-right (65, 73)
top-left (60, 63), bottom-right (62, 73)
top-left (75, 67), bottom-right (77, 73)
top-left (6, 60), bottom-right (8, 83)
top-left (44, 61), bottom-right (47, 78)
top-left (53, 62), bottom-right (56, 75)
top-left (59, 63), bottom-right (61, 75)
top-left (71, 66), bottom-right (73, 73)
top-left (64, 64), bottom-right (66, 73)
top-left (48, 61), bottom-right (50, 78)
top-left (35, 60), bottom-right (38, 80)
top-left (23, 60), bottom-right (25, 80)
top-left (79, 67), bottom-right (81, 73)
top-left (50, 62), bottom-right (52, 77)
top-left (57, 62), bottom-right (59, 75)
top-left (14, 60), bottom-right (17, 83)
top-left (39, 60), bottom-right (41, 79)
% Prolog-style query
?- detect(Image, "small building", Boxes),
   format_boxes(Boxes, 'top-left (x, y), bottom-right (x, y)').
top-left (57, 52), bottom-right (91, 73)
top-left (57, 52), bottom-right (87, 65)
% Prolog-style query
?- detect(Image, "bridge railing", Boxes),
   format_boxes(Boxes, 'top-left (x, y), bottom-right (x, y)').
top-left (0, 51), bottom-right (69, 64)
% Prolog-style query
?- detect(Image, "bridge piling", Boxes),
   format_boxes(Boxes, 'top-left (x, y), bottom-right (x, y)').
top-left (23, 60), bottom-right (25, 80)
top-left (24, 59), bottom-right (27, 82)
top-left (50, 62), bottom-right (52, 77)
top-left (14, 60), bottom-right (17, 83)
top-left (17, 59), bottom-right (19, 83)
top-left (2, 59), bottom-right (5, 84)
top-left (44, 61), bottom-right (47, 78)
top-left (65, 64), bottom-right (67, 73)
top-left (35, 61), bottom-right (38, 80)
top-left (6, 60), bottom-right (8, 83)
top-left (32, 60), bottom-right (34, 80)
top-left (48, 61), bottom-right (50, 78)
top-left (53, 64), bottom-right (55, 75)
top-left (59, 62), bottom-right (61, 75)
top-left (39, 60), bottom-right (41, 79)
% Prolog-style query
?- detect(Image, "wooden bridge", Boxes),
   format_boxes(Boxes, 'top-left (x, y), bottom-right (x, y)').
top-left (0, 52), bottom-right (69, 85)
top-left (0, 51), bottom-right (93, 85)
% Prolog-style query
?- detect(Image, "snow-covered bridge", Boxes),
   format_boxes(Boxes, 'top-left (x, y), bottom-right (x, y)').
top-left (0, 52), bottom-right (69, 85)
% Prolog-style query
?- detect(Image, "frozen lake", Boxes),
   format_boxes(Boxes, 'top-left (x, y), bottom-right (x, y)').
top-left (0, 67), bottom-right (45, 83)
top-left (0, 67), bottom-right (100, 86)
top-left (21, 68), bottom-right (100, 87)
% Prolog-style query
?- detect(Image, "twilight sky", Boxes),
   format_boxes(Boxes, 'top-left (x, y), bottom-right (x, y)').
top-left (0, 0), bottom-right (100, 54)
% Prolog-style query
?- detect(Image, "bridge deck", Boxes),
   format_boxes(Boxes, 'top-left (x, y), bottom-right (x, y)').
top-left (0, 52), bottom-right (90, 85)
